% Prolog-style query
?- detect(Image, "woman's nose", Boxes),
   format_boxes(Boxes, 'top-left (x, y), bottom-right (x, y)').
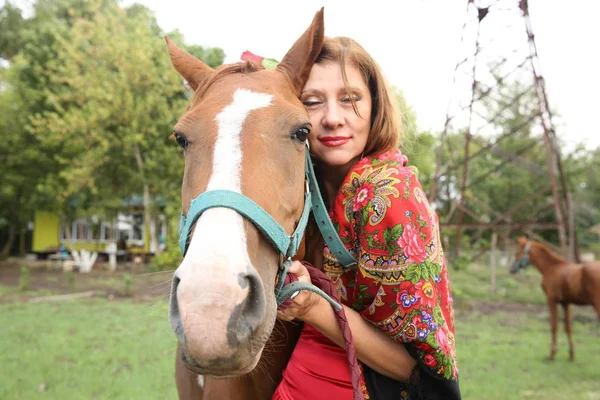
top-left (322, 103), bottom-right (344, 129)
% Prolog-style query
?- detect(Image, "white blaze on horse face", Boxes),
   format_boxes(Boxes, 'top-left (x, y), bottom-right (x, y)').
top-left (186, 89), bottom-right (272, 266)
top-left (176, 89), bottom-right (272, 357)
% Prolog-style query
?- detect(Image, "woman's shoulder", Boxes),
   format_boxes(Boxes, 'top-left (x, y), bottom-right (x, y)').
top-left (351, 149), bottom-right (420, 182)
top-left (334, 149), bottom-right (434, 242)
top-left (339, 149), bottom-right (425, 208)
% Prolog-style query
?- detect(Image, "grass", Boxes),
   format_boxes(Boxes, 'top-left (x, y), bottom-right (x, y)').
top-left (456, 308), bottom-right (600, 400)
top-left (0, 299), bottom-right (177, 400)
top-left (449, 262), bottom-right (547, 305)
top-left (0, 263), bottom-right (598, 399)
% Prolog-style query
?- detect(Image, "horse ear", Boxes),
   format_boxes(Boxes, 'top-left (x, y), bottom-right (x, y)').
top-left (277, 8), bottom-right (325, 95)
top-left (165, 37), bottom-right (214, 91)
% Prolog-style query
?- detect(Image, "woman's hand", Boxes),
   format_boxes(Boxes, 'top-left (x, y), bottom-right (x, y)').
top-left (276, 261), bottom-right (322, 322)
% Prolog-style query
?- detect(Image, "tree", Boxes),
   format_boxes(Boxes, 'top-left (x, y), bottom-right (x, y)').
top-left (395, 88), bottom-right (436, 191)
top-left (0, 0), bottom-right (224, 256)
top-left (0, 1), bottom-right (24, 60)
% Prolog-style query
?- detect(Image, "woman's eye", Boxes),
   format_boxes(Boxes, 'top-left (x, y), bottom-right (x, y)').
top-left (294, 127), bottom-right (311, 143)
top-left (342, 95), bottom-right (361, 103)
top-left (302, 99), bottom-right (322, 108)
top-left (174, 132), bottom-right (188, 150)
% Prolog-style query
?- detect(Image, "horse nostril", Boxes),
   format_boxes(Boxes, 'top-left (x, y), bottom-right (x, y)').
top-left (169, 274), bottom-right (185, 343)
top-left (230, 270), bottom-right (265, 344)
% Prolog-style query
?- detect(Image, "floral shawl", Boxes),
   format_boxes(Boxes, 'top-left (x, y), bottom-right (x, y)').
top-left (322, 149), bottom-right (461, 399)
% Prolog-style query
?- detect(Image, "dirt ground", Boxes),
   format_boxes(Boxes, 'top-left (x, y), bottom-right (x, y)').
top-left (1, 258), bottom-right (598, 326)
top-left (0, 258), bottom-right (173, 303)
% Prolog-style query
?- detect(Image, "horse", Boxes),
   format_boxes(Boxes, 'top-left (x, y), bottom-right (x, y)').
top-left (165, 9), bottom-right (325, 400)
top-left (510, 236), bottom-right (600, 361)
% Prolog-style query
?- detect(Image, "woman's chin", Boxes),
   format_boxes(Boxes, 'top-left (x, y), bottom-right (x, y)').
top-left (317, 150), bottom-right (361, 168)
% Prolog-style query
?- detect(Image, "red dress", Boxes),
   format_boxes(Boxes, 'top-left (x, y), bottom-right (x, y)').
top-left (273, 150), bottom-right (459, 400)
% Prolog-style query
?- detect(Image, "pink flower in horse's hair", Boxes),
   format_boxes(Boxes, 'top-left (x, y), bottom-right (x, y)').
top-left (397, 225), bottom-right (427, 264)
top-left (436, 326), bottom-right (452, 356)
top-left (240, 51), bottom-right (264, 64)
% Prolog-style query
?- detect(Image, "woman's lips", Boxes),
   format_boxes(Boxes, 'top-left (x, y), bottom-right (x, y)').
top-left (319, 136), bottom-right (350, 147)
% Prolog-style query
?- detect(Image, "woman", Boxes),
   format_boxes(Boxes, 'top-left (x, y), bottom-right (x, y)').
top-left (249, 36), bottom-right (461, 400)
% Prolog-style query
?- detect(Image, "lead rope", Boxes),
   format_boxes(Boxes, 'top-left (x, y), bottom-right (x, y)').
top-left (275, 260), bottom-right (364, 400)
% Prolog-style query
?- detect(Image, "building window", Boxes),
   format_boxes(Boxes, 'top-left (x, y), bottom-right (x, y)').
top-left (101, 221), bottom-right (114, 241)
top-left (75, 218), bottom-right (89, 241)
top-left (132, 213), bottom-right (144, 242)
top-left (57, 212), bottom-right (158, 247)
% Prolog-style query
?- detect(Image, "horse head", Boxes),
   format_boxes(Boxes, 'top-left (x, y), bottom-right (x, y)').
top-left (166, 9), bottom-right (324, 377)
top-left (510, 236), bottom-right (531, 274)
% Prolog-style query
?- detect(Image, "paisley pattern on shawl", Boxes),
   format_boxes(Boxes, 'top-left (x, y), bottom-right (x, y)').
top-left (322, 149), bottom-right (458, 397)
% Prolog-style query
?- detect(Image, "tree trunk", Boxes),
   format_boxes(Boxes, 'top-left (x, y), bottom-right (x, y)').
top-left (134, 143), bottom-right (158, 256)
top-left (1, 221), bottom-right (17, 260)
top-left (62, 216), bottom-right (76, 253)
top-left (19, 222), bottom-right (27, 256)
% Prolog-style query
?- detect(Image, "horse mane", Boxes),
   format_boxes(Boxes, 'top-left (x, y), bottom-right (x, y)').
top-left (531, 241), bottom-right (567, 264)
top-left (192, 60), bottom-right (264, 103)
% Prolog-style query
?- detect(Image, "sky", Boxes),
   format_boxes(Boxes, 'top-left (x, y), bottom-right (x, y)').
top-left (8, 0), bottom-right (600, 149)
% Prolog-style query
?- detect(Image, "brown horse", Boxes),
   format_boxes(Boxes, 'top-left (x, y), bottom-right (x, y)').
top-left (510, 237), bottom-right (600, 361)
top-left (165, 9), bottom-right (325, 400)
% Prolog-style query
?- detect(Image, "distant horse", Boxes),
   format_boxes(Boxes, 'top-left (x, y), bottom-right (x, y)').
top-left (165, 9), bottom-right (325, 400)
top-left (510, 237), bottom-right (600, 361)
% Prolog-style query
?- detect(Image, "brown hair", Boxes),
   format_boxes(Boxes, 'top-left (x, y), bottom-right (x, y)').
top-left (315, 37), bottom-right (401, 155)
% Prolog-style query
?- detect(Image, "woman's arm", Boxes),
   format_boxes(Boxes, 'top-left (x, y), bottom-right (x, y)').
top-left (277, 261), bottom-right (416, 381)
top-left (308, 294), bottom-right (416, 381)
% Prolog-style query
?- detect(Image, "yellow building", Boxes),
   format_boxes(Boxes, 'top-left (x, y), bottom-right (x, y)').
top-left (32, 210), bottom-right (167, 257)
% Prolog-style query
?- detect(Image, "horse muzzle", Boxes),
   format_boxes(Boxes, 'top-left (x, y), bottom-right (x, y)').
top-left (168, 260), bottom-right (271, 375)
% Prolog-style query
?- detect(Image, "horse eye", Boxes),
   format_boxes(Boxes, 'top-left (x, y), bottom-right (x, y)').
top-left (294, 127), bottom-right (310, 143)
top-left (174, 132), bottom-right (188, 149)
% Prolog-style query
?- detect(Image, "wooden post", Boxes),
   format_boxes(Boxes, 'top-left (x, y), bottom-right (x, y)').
top-left (566, 192), bottom-right (578, 262)
top-left (503, 235), bottom-right (510, 267)
top-left (490, 233), bottom-right (497, 295)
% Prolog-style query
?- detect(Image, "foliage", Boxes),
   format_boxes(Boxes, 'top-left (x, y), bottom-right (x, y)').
top-left (0, 0), bottom-right (224, 255)
top-left (1, 0), bottom-right (597, 259)
top-left (148, 242), bottom-right (182, 272)
top-left (0, 1), bottom-right (24, 60)
top-left (396, 88), bottom-right (436, 191)
top-left (428, 77), bottom-right (600, 252)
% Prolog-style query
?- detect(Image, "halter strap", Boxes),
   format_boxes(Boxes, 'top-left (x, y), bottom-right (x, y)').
top-left (179, 148), bottom-right (312, 258)
top-left (512, 242), bottom-right (532, 271)
top-left (305, 150), bottom-right (357, 269)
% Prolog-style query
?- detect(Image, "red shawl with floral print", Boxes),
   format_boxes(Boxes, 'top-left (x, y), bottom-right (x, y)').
top-left (322, 149), bottom-right (460, 399)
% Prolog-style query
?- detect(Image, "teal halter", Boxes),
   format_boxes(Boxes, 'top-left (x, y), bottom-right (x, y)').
top-left (511, 242), bottom-right (532, 273)
top-left (178, 144), bottom-right (356, 308)
top-left (179, 153), bottom-right (312, 259)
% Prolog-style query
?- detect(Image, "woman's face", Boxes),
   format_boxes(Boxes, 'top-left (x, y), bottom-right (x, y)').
top-left (301, 61), bottom-right (372, 168)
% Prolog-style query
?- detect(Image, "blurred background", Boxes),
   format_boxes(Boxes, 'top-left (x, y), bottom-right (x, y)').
top-left (0, 0), bottom-right (598, 399)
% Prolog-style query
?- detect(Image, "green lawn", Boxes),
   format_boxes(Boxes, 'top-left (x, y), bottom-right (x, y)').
top-left (0, 264), bottom-right (598, 399)
top-left (0, 299), bottom-right (177, 400)
top-left (457, 308), bottom-right (600, 400)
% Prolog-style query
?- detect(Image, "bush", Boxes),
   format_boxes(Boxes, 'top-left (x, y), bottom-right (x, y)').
top-left (148, 245), bottom-right (182, 272)
top-left (450, 254), bottom-right (471, 271)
